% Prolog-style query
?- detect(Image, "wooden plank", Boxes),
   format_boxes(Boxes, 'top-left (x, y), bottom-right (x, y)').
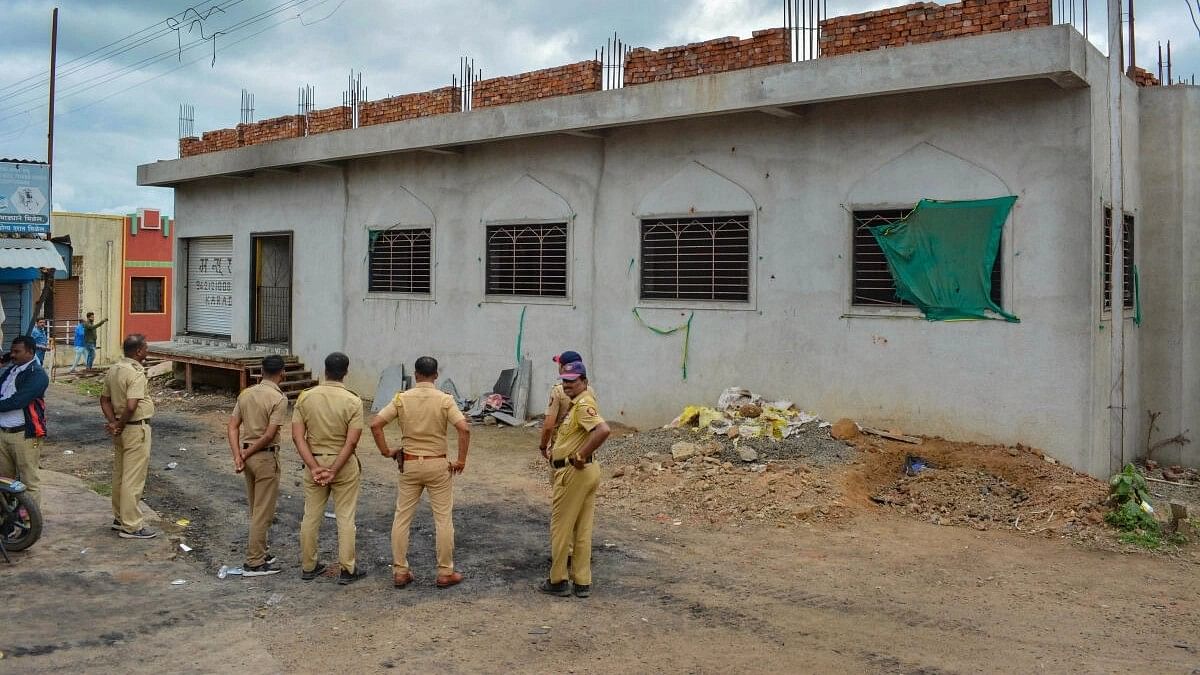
top-left (860, 426), bottom-right (922, 445)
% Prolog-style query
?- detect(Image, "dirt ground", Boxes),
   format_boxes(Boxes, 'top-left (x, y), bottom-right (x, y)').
top-left (2, 382), bottom-right (1199, 674)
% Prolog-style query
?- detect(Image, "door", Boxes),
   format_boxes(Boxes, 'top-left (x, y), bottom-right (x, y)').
top-left (251, 234), bottom-right (291, 345)
top-left (185, 237), bottom-right (234, 337)
top-left (0, 284), bottom-right (24, 340)
top-left (50, 277), bottom-right (80, 343)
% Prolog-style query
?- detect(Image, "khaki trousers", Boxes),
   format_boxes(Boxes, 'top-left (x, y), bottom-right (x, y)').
top-left (391, 457), bottom-right (455, 576)
top-left (112, 424), bottom-right (151, 532)
top-left (0, 432), bottom-right (41, 509)
top-left (549, 462), bottom-right (600, 585)
top-left (300, 455), bottom-right (360, 574)
top-left (243, 450), bottom-right (280, 567)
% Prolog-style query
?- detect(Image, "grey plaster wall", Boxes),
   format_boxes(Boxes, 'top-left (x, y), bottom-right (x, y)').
top-left (1138, 86), bottom-right (1200, 468)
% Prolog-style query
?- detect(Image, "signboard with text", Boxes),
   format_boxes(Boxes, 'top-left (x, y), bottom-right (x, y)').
top-left (0, 161), bottom-right (50, 234)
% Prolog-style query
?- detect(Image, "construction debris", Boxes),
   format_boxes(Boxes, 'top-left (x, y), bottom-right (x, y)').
top-left (860, 426), bottom-right (922, 444)
top-left (667, 386), bottom-right (825, 442)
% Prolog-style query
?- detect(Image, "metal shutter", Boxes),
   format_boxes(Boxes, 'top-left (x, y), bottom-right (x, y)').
top-left (185, 237), bottom-right (234, 336)
top-left (51, 277), bottom-right (80, 342)
top-left (0, 285), bottom-right (25, 339)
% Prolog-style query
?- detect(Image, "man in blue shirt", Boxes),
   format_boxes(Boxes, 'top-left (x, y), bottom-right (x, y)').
top-left (29, 319), bottom-right (50, 366)
top-left (0, 336), bottom-right (50, 509)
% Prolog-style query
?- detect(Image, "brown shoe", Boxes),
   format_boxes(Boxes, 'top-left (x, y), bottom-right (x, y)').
top-left (393, 571), bottom-right (414, 588)
top-left (435, 571), bottom-right (463, 588)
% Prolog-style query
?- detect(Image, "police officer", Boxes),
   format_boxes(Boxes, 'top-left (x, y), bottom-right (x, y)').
top-left (100, 334), bottom-right (158, 539)
top-left (227, 355), bottom-right (288, 576)
top-left (369, 356), bottom-right (470, 589)
top-left (293, 352), bottom-right (365, 585)
top-left (539, 360), bottom-right (609, 598)
top-left (538, 350), bottom-right (593, 482)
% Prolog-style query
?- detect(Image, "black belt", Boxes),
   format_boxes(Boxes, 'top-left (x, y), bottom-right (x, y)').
top-left (243, 443), bottom-right (279, 453)
top-left (126, 419), bottom-right (148, 425)
top-left (0, 425), bottom-right (23, 434)
top-left (551, 456), bottom-right (593, 469)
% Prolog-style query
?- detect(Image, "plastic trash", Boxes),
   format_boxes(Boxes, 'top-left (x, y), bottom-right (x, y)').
top-left (171, 579), bottom-right (187, 585)
top-left (324, 511), bottom-right (336, 519)
top-left (904, 454), bottom-right (928, 476)
top-left (165, 462), bottom-right (178, 470)
top-left (179, 543), bottom-right (192, 552)
top-left (63, 450), bottom-right (74, 455)
top-left (176, 518), bottom-right (190, 527)
top-left (266, 593), bottom-right (283, 606)
top-left (217, 565), bottom-right (244, 579)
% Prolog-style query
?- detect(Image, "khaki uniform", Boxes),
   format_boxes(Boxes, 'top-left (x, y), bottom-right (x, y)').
top-left (232, 380), bottom-right (288, 567)
top-left (542, 384), bottom-right (593, 485)
top-left (294, 381), bottom-right (364, 574)
top-left (376, 382), bottom-right (466, 576)
top-left (549, 389), bottom-right (603, 585)
top-left (0, 434), bottom-right (41, 508)
top-left (102, 357), bottom-right (156, 533)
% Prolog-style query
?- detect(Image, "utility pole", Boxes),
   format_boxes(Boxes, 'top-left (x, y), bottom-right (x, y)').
top-left (30, 7), bottom-right (59, 336)
top-left (1107, 0), bottom-right (1126, 475)
top-left (1128, 0), bottom-right (1135, 72)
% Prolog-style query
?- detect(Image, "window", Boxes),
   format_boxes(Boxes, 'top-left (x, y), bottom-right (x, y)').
top-left (640, 216), bottom-right (751, 302)
top-left (368, 228), bottom-right (432, 294)
top-left (131, 277), bottom-right (164, 313)
top-left (1102, 208), bottom-right (1135, 311)
top-left (485, 223), bottom-right (568, 297)
top-left (852, 209), bottom-right (1002, 307)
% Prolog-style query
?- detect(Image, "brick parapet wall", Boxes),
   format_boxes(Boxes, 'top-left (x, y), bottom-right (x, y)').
top-left (623, 28), bottom-right (790, 86)
top-left (238, 114), bottom-right (306, 147)
top-left (472, 61), bottom-right (601, 109)
top-left (819, 0), bottom-right (1051, 57)
top-left (1128, 66), bottom-right (1160, 88)
top-left (306, 106), bottom-right (353, 134)
top-left (360, 86), bottom-right (461, 126)
top-left (179, 136), bottom-right (204, 157)
top-left (199, 127), bottom-right (241, 153)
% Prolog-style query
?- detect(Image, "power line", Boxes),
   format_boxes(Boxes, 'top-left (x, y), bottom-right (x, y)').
top-left (0, 0), bottom-right (247, 96)
top-left (0, 0), bottom-right (323, 118)
top-left (0, 0), bottom-right (343, 126)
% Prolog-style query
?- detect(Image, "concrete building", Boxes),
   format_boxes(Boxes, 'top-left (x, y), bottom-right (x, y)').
top-left (137, 1), bottom-right (1199, 476)
top-left (47, 208), bottom-right (174, 369)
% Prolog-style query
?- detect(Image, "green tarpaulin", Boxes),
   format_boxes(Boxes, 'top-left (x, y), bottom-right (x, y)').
top-left (869, 196), bottom-right (1019, 322)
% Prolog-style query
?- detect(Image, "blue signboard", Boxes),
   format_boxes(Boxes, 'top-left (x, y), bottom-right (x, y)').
top-left (0, 161), bottom-right (50, 234)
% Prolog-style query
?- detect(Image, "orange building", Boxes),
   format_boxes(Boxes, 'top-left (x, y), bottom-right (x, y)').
top-left (121, 208), bottom-right (174, 341)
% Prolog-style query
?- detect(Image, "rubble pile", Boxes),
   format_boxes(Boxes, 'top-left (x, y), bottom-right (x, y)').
top-left (598, 458), bottom-right (844, 526)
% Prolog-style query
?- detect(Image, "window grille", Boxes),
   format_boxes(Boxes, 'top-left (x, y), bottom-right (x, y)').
top-left (131, 277), bottom-right (165, 313)
top-left (368, 228), bottom-right (432, 294)
top-left (852, 209), bottom-right (1003, 307)
top-left (485, 223), bottom-right (568, 297)
top-left (1102, 208), bottom-right (1135, 311)
top-left (639, 216), bottom-right (751, 302)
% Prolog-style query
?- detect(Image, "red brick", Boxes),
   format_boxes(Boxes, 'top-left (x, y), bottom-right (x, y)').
top-left (819, 0), bottom-right (1051, 56)
top-left (472, 61), bottom-right (601, 108)
top-left (360, 86), bottom-right (461, 126)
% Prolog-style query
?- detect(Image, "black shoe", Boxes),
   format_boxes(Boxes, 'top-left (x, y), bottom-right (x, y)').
top-left (265, 555), bottom-right (278, 565)
top-left (110, 519), bottom-right (121, 531)
top-left (572, 583), bottom-right (591, 598)
top-left (118, 527), bottom-right (159, 539)
top-left (243, 562), bottom-right (282, 577)
top-left (301, 563), bottom-right (327, 581)
top-left (338, 568), bottom-right (367, 585)
top-left (538, 579), bottom-right (571, 597)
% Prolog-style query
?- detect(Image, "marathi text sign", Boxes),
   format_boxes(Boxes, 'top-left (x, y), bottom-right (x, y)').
top-left (0, 162), bottom-right (50, 234)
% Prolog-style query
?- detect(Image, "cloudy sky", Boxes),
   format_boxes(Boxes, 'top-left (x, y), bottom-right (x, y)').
top-left (1, 0), bottom-right (1196, 215)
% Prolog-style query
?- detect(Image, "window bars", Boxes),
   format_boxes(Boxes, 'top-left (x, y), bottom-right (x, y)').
top-left (485, 223), bottom-right (568, 297)
top-left (640, 216), bottom-right (751, 302)
top-left (368, 229), bottom-right (433, 294)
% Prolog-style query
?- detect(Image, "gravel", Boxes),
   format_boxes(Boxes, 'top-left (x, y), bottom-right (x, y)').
top-left (602, 425), bottom-right (856, 468)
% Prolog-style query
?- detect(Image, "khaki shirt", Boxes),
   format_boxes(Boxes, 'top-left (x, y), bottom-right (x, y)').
top-left (102, 357), bottom-right (155, 422)
top-left (544, 383), bottom-right (595, 428)
top-left (291, 381), bottom-right (363, 455)
top-left (232, 380), bottom-right (288, 446)
top-left (375, 382), bottom-right (465, 456)
top-left (551, 389), bottom-right (604, 462)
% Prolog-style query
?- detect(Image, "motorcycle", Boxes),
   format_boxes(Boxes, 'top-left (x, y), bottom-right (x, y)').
top-left (0, 476), bottom-right (42, 561)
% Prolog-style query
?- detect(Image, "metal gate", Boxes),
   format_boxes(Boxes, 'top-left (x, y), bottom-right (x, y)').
top-left (251, 234), bottom-right (291, 344)
top-left (185, 237), bottom-right (234, 337)
top-left (0, 284), bottom-right (25, 340)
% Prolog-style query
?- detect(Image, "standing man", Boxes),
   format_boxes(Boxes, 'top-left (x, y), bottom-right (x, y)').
top-left (100, 334), bottom-right (158, 539)
top-left (368, 356), bottom-right (470, 590)
top-left (81, 312), bottom-right (108, 371)
top-left (539, 350), bottom-right (592, 482)
top-left (539, 360), bottom-right (609, 599)
top-left (0, 336), bottom-right (49, 508)
top-left (30, 319), bottom-right (50, 366)
top-left (227, 355), bottom-right (288, 576)
top-left (293, 352), bottom-right (365, 585)
top-left (69, 321), bottom-right (85, 372)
